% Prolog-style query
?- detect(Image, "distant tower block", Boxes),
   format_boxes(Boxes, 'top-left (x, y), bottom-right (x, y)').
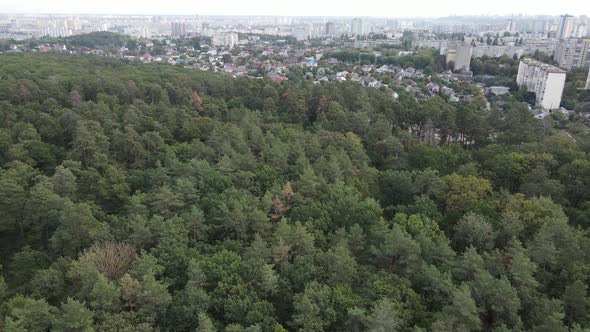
top-left (446, 41), bottom-right (472, 72)
top-left (557, 14), bottom-right (575, 40)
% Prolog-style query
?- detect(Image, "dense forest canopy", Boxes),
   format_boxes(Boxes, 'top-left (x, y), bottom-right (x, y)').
top-left (1, 53), bottom-right (590, 331)
top-left (326, 47), bottom-right (440, 70)
top-left (25, 31), bottom-right (132, 49)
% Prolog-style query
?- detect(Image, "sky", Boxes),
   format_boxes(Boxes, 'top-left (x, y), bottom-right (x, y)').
top-left (0, 0), bottom-right (589, 17)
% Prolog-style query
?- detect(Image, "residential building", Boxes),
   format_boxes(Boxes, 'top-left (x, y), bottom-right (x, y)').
top-left (40, 27), bottom-right (72, 37)
top-left (292, 25), bottom-right (310, 41)
top-left (575, 24), bottom-right (588, 38)
top-left (471, 45), bottom-right (524, 58)
top-left (351, 18), bottom-right (364, 36)
top-left (426, 82), bottom-right (440, 94)
top-left (517, 58), bottom-right (566, 109)
top-left (412, 39), bottom-right (446, 50)
top-left (506, 19), bottom-right (514, 32)
top-left (489, 86), bottom-right (511, 96)
top-left (554, 38), bottom-right (590, 70)
top-left (417, 39), bottom-right (552, 58)
top-left (325, 22), bottom-right (336, 36)
top-left (452, 71), bottom-right (474, 81)
top-left (212, 33), bottom-right (239, 48)
top-left (171, 22), bottom-right (187, 37)
top-left (522, 39), bottom-right (558, 56)
top-left (586, 67), bottom-right (590, 89)
top-left (305, 57), bottom-right (318, 67)
top-left (125, 26), bottom-right (151, 39)
top-left (557, 14), bottom-right (575, 40)
top-left (446, 41), bottom-right (472, 72)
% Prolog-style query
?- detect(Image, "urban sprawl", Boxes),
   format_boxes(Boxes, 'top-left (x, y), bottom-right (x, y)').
top-left (1, 14), bottom-right (590, 119)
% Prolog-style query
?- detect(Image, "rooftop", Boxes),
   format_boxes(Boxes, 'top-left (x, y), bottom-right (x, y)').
top-left (521, 58), bottom-right (566, 74)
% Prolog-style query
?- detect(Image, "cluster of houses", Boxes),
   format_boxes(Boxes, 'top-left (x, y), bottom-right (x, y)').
top-left (6, 43), bottom-right (68, 53)
top-left (308, 62), bottom-right (489, 103)
top-left (532, 108), bottom-right (572, 120)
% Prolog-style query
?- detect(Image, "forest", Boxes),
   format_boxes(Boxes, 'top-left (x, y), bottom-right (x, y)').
top-left (326, 47), bottom-right (440, 71)
top-left (0, 53), bottom-right (590, 331)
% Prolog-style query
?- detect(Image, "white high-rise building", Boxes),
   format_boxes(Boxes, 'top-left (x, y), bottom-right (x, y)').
top-left (557, 15), bottom-right (575, 40)
top-left (585, 67), bottom-right (590, 90)
top-left (351, 18), bottom-right (364, 36)
top-left (506, 19), bottom-right (514, 32)
top-left (212, 33), bottom-right (239, 48)
top-left (517, 58), bottom-right (566, 109)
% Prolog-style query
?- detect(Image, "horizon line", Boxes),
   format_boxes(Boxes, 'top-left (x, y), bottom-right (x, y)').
top-left (0, 12), bottom-right (586, 19)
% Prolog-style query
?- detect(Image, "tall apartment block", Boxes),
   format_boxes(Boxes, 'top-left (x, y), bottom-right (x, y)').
top-left (557, 14), bottom-right (575, 40)
top-left (446, 41), bottom-right (472, 72)
top-left (554, 38), bottom-right (590, 70)
top-left (517, 58), bottom-right (566, 110)
top-left (171, 22), bottom-right (187, 37)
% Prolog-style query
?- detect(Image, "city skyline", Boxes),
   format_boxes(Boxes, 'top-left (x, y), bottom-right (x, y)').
top-left (1, 0), bottom-right (589, 18)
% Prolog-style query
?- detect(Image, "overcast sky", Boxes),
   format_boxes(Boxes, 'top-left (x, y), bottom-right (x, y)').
top-left (0, 0), bottom-right (589, 17)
